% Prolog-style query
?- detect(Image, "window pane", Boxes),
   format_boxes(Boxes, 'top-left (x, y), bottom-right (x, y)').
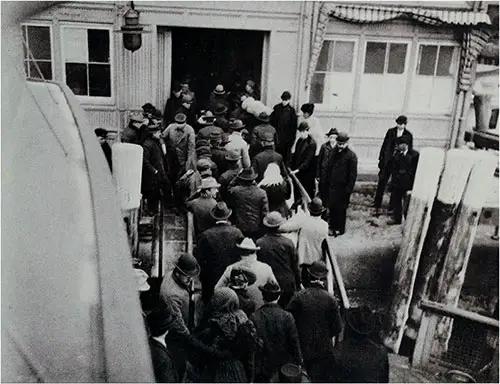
top-left (333, 41), bottom-right (354, 72)
top-left (388, 43), bottom-right (407, 74)
top-left (436, 46), bottom-right (454, 77)
top-left (316, 41), bottom-right (333, 71)
top-left (28, 61), bottom-right (52, 80)
top-left (364, 42), bottom-right (386, 74)
top-left (310, 72), bottom-right (326, 104)
top-left (89, 64), bottom-right (111, 97)
top-left (63, 28), bottom-right (88, 63)
top-left (88, 29), bottom-right (110, 63)
top-left (22, 26), bottom-right (27, 60)
top-left (418, 45), bottom-right (437, 75)
top-left (27, 26), bottom-right (51, 60)
top-left (66, 63), bottom-right (88, 95)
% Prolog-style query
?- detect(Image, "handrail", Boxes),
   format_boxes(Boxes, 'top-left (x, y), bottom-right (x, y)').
top-left (420, 300), bottom-right (499, 329)
top-left (287, 167), bottom-right (311, 214)
top-left (322, 239), bottom-right (351, 310)
top-left (186, 211), bottom-right (194, 255)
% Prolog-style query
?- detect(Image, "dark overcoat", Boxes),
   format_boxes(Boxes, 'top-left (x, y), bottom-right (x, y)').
top-left (252, 148), bottom-right (287, 182)
top-left (186, 196), bottom-right (217, 235)
top-left (211, 146), bottom-right (231, 174)
top-left (260, 181), bottom-right (291, 219)
top-left (163, 94), bottom-right (182, 127)
top-left (316, 142), bottom-right (335, 205)
top-left (256, 233), bottom-right (300, 294)
top-left (149, 338), bottom-right (179, 383)
top-left (378, 127), bottom-right (413, 169)
top-left (327, 147), bottom-right (358, 207)
top-left (195, 222), bottom-right (244, 301)
top-left (251, 303), bottom-right (303, 382)
top-left (291, 136), bottom-right (317, 199)
top-left (270, 103), bottom-right (298, 157)
top-left (227, 184), bottom-right (269, 236)
top-left (141, 137), bottom-right (171, 196)
top-left (218, 167), bottom-right (241, 201)
top-left (390, 149), bottom-right (419, 191)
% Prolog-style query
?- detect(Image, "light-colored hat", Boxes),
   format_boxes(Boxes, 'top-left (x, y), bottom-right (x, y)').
top-left (134, 268), bottom-right (150, 292)
top-left (213, 84), bottom-right (226, 95)
top-left (263, 211), bottom-right (285, 228)
top-left (237, 237), bottom-right (260, 251)
top-left (200, 177), bottom-right (220, 190)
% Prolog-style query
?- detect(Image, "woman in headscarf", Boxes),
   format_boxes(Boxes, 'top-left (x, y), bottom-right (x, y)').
top-left (194, 287), bottom-right (263, 382)
top-left (258, 163), bottom-right (291, 218)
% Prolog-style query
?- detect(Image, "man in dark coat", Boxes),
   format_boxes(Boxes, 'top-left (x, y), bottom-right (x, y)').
top-left (316, 128), bottom-right (338, 211)
top-left (163, 82), bottom-right (183, 127)
top-left (256, 212), bottom-right (300, 308)
top-left (141, 123), bottom-right (173, 215)
top-left (252, 132), bottom-right (287, 182)
top-left (186, 177), bottom-right (220, 236)
top-left (286, 261), bottom-right (343, 383)
top-left (123, 114), bottom-right (149, 145)
top-left (94, 128), bottom-right (112, 172)
top-left (210, 132), bottom-right (231, 175)
top-left (195, 202), bottom-right (244, 303)
top-left (176, 93), bottom-right (197, 128)
top-left (270, 91), bottom-right (298, 165)
top-left (251, 281), bottom-right (303, 382)
top-left (373, 115), bottom-right (413, 214)
top-left (331, 306), bottom-right (389, 383)
top-left (251, 112), bottom-right (278, 159)
top-left (219, 152), bottom-right (242, 201)
top-left (326, 132), bottom-right (357, 237)
top-left (229, 267), bottom-right (258, 317)
top-left (213, 105), bottom-right (230, 133)
top-left (290, 121), bottom-right (317, 201)
top-left (388, 137), bottom-right (419, 225)
top-left (227, 168), bottom-right (269, 239)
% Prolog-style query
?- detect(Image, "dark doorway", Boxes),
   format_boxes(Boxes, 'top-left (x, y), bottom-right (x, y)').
top-left (171, 27), bottom-right (265, 110)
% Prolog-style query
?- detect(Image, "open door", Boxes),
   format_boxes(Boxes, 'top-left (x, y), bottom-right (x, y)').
top-left (157, 28), bottom-right (172, 112)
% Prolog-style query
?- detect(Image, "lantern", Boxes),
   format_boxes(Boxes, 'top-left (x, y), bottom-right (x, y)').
top-left (116, 2), bottom-right (149, 53)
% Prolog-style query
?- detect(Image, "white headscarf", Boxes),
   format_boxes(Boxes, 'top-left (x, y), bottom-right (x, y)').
top-left (258, 163), bottom-right (284, 187)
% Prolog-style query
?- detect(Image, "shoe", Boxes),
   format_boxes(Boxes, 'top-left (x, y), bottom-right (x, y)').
top-left (387, 219), bottom-right (402, 226)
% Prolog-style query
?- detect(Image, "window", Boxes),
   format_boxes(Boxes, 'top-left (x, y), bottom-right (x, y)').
top-left (310, 39), bottom-right (356, 111)
top-left (359, 40), bottom-right (409, 112)
top-left (22, 24), bottom-right (53, 80)
top-left (409, 43), bottom-right (458, 113)
top-left (62, 26), bottom-right (112, 98)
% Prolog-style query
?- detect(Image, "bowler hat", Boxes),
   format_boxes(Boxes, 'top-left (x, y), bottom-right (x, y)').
top-left (142, 102), bottom-right (155, 112)
top-left (260, 131), bottom-right (274, 143)
top-left (214, 105), bottom-right (228, 116)
top-left (297, 121), bottom-right (310, 132)
top-left (196, 139), bottom-right (210, 149)
top-left (345, 305), bottom-right (376, 336)
top-left (175, 253), bottom-right (200, 277)
top-left (307, 261), bottom-right (328, 279)
top-left (94, 128), bottom-right (108, 138)
top-left (230, 267), bottom-right (257, 289)
top-left (308, 197), bottom-right (326, 216)
top-left (196, 158), bottom-right (212, 172)
top-left (175, 113), bottom-right (187, 124)
top-left (147, 122), bottom-right (161, 131)
top-left (213, 84), bottom-right (226, 95)
top-left (199, 177), bottom-right (220, 190)
top-left (229, 119), bottom-right (246, 131)
top-left (281, 91), bottom-right (292, 101)
top-left (263, 211), bottom-right (285, 228)
top-left (237, 237), bottom-right (260, 251)
top-left (238, 167), bottom-right (258, 181)
top-left (259, 281), bottom-right (282, 294)
top-left (133, 268), bottom-right (150, 292)
top-left (326, 128), bottom-right (338, 137)
top-left (225, 152), bottom-right (241, 162)
top-left (146, 303), bottom-right (176, 337)
top-left (269, 363), bottom-right (311, 383)
top-left (257, 112), bottom-right (270, 123)
top-left (210, 202), bottom-right (232, 221)
top-left (196, 146), bottom-right (212, 158)
top-left (336, 132), bottom-right (349, 143)
top-left (221, 133), bottom-right (231, 145)
top-left (396, 115), bottom-right (408, 125)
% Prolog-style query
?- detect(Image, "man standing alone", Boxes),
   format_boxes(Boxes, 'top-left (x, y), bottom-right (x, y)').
top-left (270, 91), bottom-right (297, 165)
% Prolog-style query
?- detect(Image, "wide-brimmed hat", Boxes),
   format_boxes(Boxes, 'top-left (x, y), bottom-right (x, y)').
top-left (237, 237), bottom-right (260, 251)
top-left (175, 253), bottom-right (200, 277)
top-left (257, 112), bottom-right (270, 123)
top-left (326, 128), bottom-right (338, 137)
top-left (345, 305), bottom-right (376, 336)
top-left (308, 197), bottom-right (326, 216)
top-left (200, 177), bottom-right (220, 190)
top-left (133, 268), bottom-right (150, 292)
top-left (336, 132), bottom-right (349, 143)
top-left (175, 113), bottom-right (187, 124)
top-left (307, 261), bottom-right (328, 279)
top-left (214, 105), bottom-right (228, 116)
top-left (259, 281), bottom-right (282, 294)
top-left (229, 267), bottom-right (257, 289)
top-left (270, 363), bottom-right (310, 383)
top-left (213, 84), bottom-right (226, 95)
top-left (396, 115), bottom-right (408, 125)
top-left (229, 119), bottom-right (246, 131)
top-left (263, 211), bottom-right (285, 228)
top-left (225, 152), bottom-right (241, 162)
top-left (199, 111), bottom-right (215, 124)
top-left (238, 167), bottom-right (258, 181)
top-left (281, 91), bottom-right (291, 101)
top-left (210, 202), bottom-right (232, 221)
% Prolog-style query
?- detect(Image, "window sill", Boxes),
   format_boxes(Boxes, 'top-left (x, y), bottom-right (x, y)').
top-left (74, 95), bottom-right (115, 107)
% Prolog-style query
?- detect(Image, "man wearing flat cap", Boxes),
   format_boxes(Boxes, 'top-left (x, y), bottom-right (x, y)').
top-left (325, 132), bottom-right (357, 237)
top-left (373, 115), bottom-right (413, 214)
top-left (252, 131), bottom-right (287, 182)
top-left (270, 91), bottom-right (298, 165)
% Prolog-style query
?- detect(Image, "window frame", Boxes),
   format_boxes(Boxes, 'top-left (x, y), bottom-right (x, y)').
top-left (21, 22), bottom-right (55, 80)
top-left (60, 23), bottom-right (114, 104)
top-left (310, 36), bottom-right (359, 112)
top-left (362, 37), bottom-right (411, 76)
top-left (414, 41), bottom-right (460, 78)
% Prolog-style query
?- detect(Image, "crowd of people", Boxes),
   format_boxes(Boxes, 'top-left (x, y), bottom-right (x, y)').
top-left (94, 78), bottom-right (422, 383)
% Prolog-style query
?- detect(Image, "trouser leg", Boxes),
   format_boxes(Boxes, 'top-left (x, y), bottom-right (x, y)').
top-left (374, 168), bottom-right (390, 208)
top-left (391, 189), bottom-right (404, 223)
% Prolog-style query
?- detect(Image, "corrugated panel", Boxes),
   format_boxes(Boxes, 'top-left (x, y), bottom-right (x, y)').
top-left (85, 107), bottom-right (120, 130)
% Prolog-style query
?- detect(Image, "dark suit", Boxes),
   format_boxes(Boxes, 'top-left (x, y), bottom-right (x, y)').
top-left (211, 146), bottom-right (231, 174)
top-left (374, 127), bottom-right (413, 208)
top-left (163, 94), bottom-right (182, 127)
top-left (256, 233), bottom-right (300, 307)
top-left (270, 103), bottom-right (297, 164)
top-left (196, 222), bottom-right (244, 302)
top-left (186, 196), bottom-right (217, 236)
top-left (251, 303), bottom-right (303, 382)
top-left (141, 137), bottom-right (172, 211)
top-left (316, 142), bottom-right (336, 207)
top-left (327, 146), bottom-right (358, 234)
top-left (390, 149), bottom-right (419, 223)
top-left (149, 338), bottom-right (179, 383)
top-left (252, 148), bottom-right (287, 182)
top-left (291, 136), bottom-right (317, 200)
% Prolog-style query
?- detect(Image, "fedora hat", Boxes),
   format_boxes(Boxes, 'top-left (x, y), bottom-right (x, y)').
top-left (229, 267), bottom-right (257, 290)
top-left (210, 202), bottom-right (232, 221)
top-left (133, 268), bottom-right (150, 292)
top-left (238, 167), bottom-right (257, 181)
top-left (147, 122), bottom-right (161, 132)
top-left (307, 261), bottom-right (328, 279)
top-left (175, 253), bottom-right (200, 277)
top-left (345, 305), bottom-right (376, 336)
top-left (200, 177), bottom-right (220, 190)
top-left (229, 119), bottom-right (245, 131)
top-left (175, 113), bottom-right (187, 124)
top-left (336, 132), bottom-right (349, 143)
top-left (257, 111), bottom-right (270, 123)
top-left (225, 151), bottom-right (241, 162)
top-left (213, 84), bottom-right (226, 95)
top-left (326, 128), bottom-right (338, 137)
top-left (200, 111), bottom-right (215, 124)
top-left (237, 237), bottom-right (260, 251)
top-left (258, 281), bottom-right (282, 294)
top-left (263, 211), bottom-right (285, 228)
top-left (270, 363), bottom-right (311, 383)
top-left (308, 197), bottom-right (326, 216)
top-left (214, 104), bottom-right (228, 116)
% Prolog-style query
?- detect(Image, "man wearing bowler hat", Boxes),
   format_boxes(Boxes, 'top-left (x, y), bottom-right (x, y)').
top-left (373, 115), bottom-right (413, 215)
top-left (286, 261), bottom-right (343, 383)
top-left (186, 177), bottom-right (220, 236)
top-left (225, 118), bottom-right (251, 168)
top-left (325, 132), bottom-right (357, 237)
top-left (213, 104), bottom-right (230, 133)
top-left (216, 237), bottom-right (278, 309)
top-left (251, 281), bottom-right (303, 382)
top-left (316, 128), bottom-right (338, 210)
top-left (257, 212), bottom-right (300, 308)
top-left (252, 131), bottom-right (287, 182)
top-left (227, 167), bottom-right (269, 239)
top-left (209, 131), bottom-right (231, 174)
top-left (251, 111), bottom-right (278, 158)
top-left (196, 202), bottom-right (244, 303)
top-left (229, 267), bottom-right (258, 317)
top-left (270, 90), bottom-right (298, 165)
top-left (207, 84), bottom-right (230, 113)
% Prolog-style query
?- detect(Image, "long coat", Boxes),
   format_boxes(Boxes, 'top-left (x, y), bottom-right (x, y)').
top-left (252, 148), bottom-right (287, 182)
top-left (378, 127), bottom-right (413, 170)
top-left (195, 222), bottom-right (244, 302)
top-left (141, 137), bottom-right (171, 197)
top-left (270, 103), bottom-right (297, 160)
top-left (291, 136), bottom-right (317, 199)
top-left (162, 123), bottom-right (196, 179)
top-left (326, 146), bottom-right (358, 207)
top-left (260, 181), bottom-right (291, 219)
top-left (251, 303), bottom-right (303, 382)
top-left (227, 184), bottom-right (269, 236)
top-left (251, 123), bottom-right (278, 157)
top-left (211, 146), bottom-right (231, 174)
top-left (186, 196), bottom-right (218, 235)
top-left (316, 142), bottom-right (336, 206)
top-left (219, 167), bottom-right (241, 201)
top-left (256, 233), bottom-right (300, 294)
top-left (149, 338), bottom-right (179, 383)
top-left (390, 149), bottom-right (419, 191)
top-left (163, 94), bottom-right (183, 127)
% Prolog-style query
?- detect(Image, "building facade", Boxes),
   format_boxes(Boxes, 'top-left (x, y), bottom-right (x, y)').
top-left (21, 1), bottom-right (492, 173)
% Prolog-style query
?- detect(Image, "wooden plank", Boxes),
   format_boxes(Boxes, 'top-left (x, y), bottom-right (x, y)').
top-left (412, 312), bottom-right (438, 369)
top-left (420, 300), bottom-right (499, 329)
top-left (383, 148), bottom-right (445, 353)
top-left (322, 239), bottom-right (350, 310)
